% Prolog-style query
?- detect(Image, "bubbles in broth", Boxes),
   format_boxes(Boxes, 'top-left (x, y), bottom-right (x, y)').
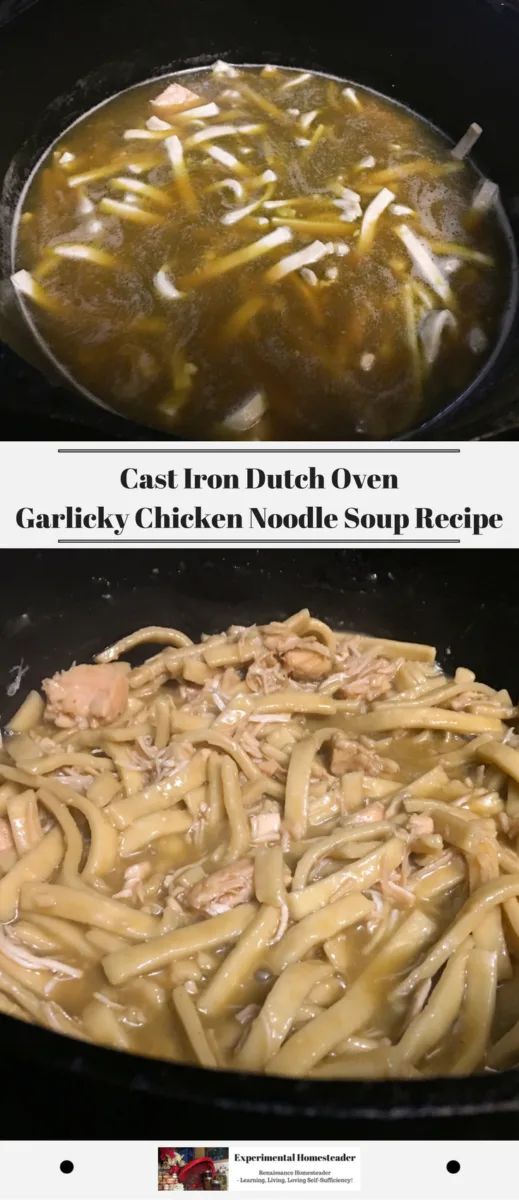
top-left (12, 62), bottom-right (514, 439)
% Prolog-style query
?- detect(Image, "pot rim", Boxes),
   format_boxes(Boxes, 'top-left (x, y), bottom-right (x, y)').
top-left (2, 1010), bottom-right (518, 1120)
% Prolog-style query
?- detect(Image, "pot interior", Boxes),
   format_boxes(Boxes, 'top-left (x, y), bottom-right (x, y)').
top-left (0, 548), bottom-right (518, 1124)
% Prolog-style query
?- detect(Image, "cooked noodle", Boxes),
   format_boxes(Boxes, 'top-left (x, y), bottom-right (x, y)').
top-left (1, 609), bottom-right (519, 1079)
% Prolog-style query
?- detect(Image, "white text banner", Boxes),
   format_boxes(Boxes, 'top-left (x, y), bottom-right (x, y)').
top-left (3, 442), bottom-right (516, 547)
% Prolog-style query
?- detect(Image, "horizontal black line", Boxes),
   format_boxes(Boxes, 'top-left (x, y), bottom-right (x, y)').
top-left (58, 448), bottom-right (460, 454)
top-left (57, 538), bottom-right (462, 544)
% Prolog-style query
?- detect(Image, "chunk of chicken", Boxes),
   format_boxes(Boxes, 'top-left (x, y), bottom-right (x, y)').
top-left (264, 634), bottom-right (331, 681)
top-left (246, 652), bottom-right (288, 694)
top-left (340, 660), bottom-right (398, 700)
top-left (407, 814), bottom-right (435, 839)
top-left (151, 82), bottom-right (201, 115)
top-left (331, 645), bottom-right (401, 702)
top-left (329, 735), bottom-right (397, 778)
top-left (250, 811), bottom-right (281, 844)
top-left (284, 647), bottom-right (330, 680)
top-left (43, 663), bottom-right (129, 729)
top-left (186, 859), bottom-right (254, 915)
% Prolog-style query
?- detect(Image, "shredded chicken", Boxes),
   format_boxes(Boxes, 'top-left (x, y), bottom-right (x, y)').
top-left (365, 887), bottom-right (386, 931)
top-left (186, 859), bottom-right (254, 915)
top-left (51, 769), bottom-right (95, 793)
top-left (0, 927), bottom-right (83, 977)
top-left (240, 731), bottom-right (264, 759)
top-left (329, 734), bottom-right (397, 777)
top-left (381, 872), bottom-right (415, 908)
top-left (129, 736), bottom-right (193, 782)
top-left (246, 651), bottom-right (289, 693)
top-left (113, 862), bottom-right (152, 901)
top-left (43, 663), bottom-right (129, 729)
top-left (328, 646), bottom-right (401, 701)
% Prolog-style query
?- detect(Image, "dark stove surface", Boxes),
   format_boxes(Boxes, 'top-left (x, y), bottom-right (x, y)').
top-left (0, 341), bottom-right (152, 439)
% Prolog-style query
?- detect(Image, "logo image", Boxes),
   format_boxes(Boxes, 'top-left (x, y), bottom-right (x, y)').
top-left (158, 1148), bottom-right (229, 1191)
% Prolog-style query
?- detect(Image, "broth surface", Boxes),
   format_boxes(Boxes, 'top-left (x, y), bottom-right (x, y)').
top-left (13, 63), bottom-right (512, 439)
top-left (1, 612), bottom-right (519, 1079)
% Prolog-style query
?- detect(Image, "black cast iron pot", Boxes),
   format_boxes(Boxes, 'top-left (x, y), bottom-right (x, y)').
top-left (1, 0), bottom-right (519, 440)
top-left (0, 548), bottom-right (518, 1136)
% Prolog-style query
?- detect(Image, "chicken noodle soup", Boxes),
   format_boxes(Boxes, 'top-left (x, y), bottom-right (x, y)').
top-left (12, 63), bottom-right (513, 439)
top-left (2, 611), bottom-right (519, 1079)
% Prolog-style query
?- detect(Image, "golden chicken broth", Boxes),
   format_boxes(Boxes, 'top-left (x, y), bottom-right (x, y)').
top-left (2, 613), bottom-right (519, 1078)
top-left (12, 63), bottom-right (513, 439)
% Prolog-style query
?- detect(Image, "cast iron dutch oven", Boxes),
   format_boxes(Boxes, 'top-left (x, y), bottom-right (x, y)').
top-left (1, 0), bottom-right (519, 439)
top-left (0, 548), bottom-right (518, 1135)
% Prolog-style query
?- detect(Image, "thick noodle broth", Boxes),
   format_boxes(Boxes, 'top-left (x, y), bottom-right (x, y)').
top-left (12, 63), bottom-right (512, 439)
top-left (1, 612), bottom-right (519, 1079)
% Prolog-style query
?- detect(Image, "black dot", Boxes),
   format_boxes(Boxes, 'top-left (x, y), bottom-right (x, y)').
top-left (446, 1161), bottom-right (460, 1175)
top-left (60, 1161), bottom-right (74, 1175)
